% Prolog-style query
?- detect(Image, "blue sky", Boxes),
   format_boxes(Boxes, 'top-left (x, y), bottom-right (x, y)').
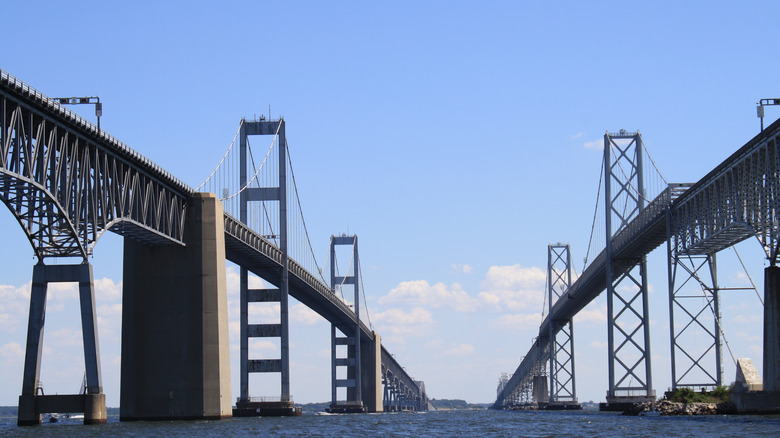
top-left (0, 1), bottom-right (778, 406)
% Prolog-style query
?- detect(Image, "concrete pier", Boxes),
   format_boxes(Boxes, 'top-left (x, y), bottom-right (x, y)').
top-left (362, 332), bottom-right (383, 413)
top-left (764, 266), bottom-right (780, 393)
top-left (120, 193), bottom-right (231, 421)
top-left (18, 262), bottom-right (106, 426)
top-left (732, 267), bottom-right (780, 413)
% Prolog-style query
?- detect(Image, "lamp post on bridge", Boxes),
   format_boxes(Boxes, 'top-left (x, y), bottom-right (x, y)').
top-left (757, 98), bottom-right (780, 132)
top-left (53, 96), bottom-right (102, 132)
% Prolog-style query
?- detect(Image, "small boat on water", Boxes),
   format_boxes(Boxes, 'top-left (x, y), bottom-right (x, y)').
top-left (639, 408), bottom-right (661, 417)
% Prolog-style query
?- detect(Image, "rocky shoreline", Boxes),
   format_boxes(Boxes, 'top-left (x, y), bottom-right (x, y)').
top-left (624, 400), bottom-right (737, 416)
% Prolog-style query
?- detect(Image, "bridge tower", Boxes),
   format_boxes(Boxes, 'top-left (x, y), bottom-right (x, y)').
top-left (603, 130), bottom-right (655, 407)
top-left (234, 118), bottom-right (295, 416)
top-left (547, 243), bottom-right (578, 407)
top-left (665, 223), bottom-right (723, 392)
top-left (329, 234), bottom-right (365, 413)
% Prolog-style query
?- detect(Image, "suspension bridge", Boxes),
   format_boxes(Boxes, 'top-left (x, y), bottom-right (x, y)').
top-left (495, 122), bottom-right (780, 413)
top-left (0, 69), bottom-right (428, 425)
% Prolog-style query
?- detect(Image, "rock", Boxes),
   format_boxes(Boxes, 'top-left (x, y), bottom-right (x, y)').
top-left (624, 400), bottom-right (727, 416)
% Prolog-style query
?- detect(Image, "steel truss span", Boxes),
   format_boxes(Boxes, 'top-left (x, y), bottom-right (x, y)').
top-left (1, 68), bottom-right (426, 412)
top-left (0, 70), bottom-right (190, 259)
top-left (497, 119), bottom-right (780, 409)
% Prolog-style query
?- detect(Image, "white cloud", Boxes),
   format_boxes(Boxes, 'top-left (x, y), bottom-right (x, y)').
top-left (492, 313), bottom-right (542, 330)
top-left (379, 280), bottom-right (478, 312)
top-left (478, 265), bottom-right (545, 311)
top-left (570, 132), bottom-right (584, 140)
top-left (0, 283), bottom-right (30, 333)
top-left (589, 341), bottom-right (608, 349)
top-left (733, 314), bottom-right (761, 324)
top-left (574, 306), bottom-right (606, 324)
top-left (451, 264), bottom-right (473, 274)
top-left (249, 304), bottom-right (281, 320)
top-left (95, 277), bottom-right (122, 301)
top-left (0, 342), bottom-right (24, 360)
top-left (290, 303), bottom-right (324, 326)
top-left (584, 139), bottom-right (603, 150)
top-left (98, 303), bottom-right (122, 318)
top-left (374, 307), bottom-right (434, 326)
top-left (736, 331), bottom-right (761, 343)
top-left (425, 339), bottom-right (444, 350)
top-left (47, 282), bottom-right (79, 300)
top-left (444, 344), bottom-right (475, 357)
top-left (249, 339), bottom-right (278, 353)
top-left (373, 307), bottom-right (434, 338)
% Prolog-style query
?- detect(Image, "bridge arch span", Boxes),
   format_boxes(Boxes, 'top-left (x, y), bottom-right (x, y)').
top-left (0, 70), bottom-right (191, 261)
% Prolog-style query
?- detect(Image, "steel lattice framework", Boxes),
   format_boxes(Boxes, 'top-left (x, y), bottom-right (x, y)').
top-left (664, 118), bottom-right (780, 391)
top-left (547, 244), bottom-right (577, 403)
top-left (0, 70), bottom-right (189, 260)
top-left (671, 121), bottom-right (780, 263)
top-left (665, 250), bottom-right (722, 390)
top-left (603, 131), bottom-right (654, 402)
top-left (498, 120), bottom-right (780, 409)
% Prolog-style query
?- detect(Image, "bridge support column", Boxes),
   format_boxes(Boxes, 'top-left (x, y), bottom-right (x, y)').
top-left (120, 193), bottom-right (231, 421)
top-left (329, 235), bottom-right (369, 413)
top-left (18, 262), bottom-right (106, 426)
top-left (764, 266), bottom-right (780, 392)
top-left (361, 331), bottom-right (383, 412)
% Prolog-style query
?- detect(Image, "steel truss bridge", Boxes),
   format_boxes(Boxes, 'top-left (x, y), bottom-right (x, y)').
top-left (496, 120), bottom-right (780, 409)
top-left (0, 69), bottom-right (427, 419)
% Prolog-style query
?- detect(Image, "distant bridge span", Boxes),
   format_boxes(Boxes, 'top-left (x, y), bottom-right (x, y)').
top-left (497, 118), bottom-right (780, 411)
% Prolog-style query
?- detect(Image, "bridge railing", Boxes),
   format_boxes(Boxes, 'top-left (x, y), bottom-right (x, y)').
top-left (499, 184), bottom-right (690, 409)
top-left (611, 183), bottom-right (690, 258)
top-left (547, 183), bottom-right (689, 321)
top-left (223, 213), bottom-right (370, 335)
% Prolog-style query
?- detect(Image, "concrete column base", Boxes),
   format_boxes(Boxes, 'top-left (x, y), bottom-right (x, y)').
top-left (17, 394), bottom-right (106, 426)
top-left (732, 391), bottom-right (780, 414)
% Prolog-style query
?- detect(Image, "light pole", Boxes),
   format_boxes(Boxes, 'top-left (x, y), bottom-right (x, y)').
top-left (757, 98), bottom-right (780, 132)
top-left (54, 96), bottom-right (102, 132)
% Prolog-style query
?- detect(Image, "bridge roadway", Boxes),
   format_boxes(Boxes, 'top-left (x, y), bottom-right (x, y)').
top-left (497, 118), bottom-right (780, 406)
top-left (0, 69), bottom-right (425, 410)
top-left (496, 184), bottom-right (687, 405)
top-left (224, 214), bottom-right (425, 404)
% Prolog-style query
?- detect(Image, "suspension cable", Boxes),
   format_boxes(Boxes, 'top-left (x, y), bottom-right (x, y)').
top-left (335, 250), bottom-right (353, 300)
top-left (732, 245), bottom-right (764, 306)
top-left (610, 141), bottom-right (650, 204)
top-left (358, 257), bottom-right (373, 330)
top-left (194, 120), bottom-right (243, 192)
top-left (246, 137), bottom-right (276, 239)
top-left (583, 154), bottom-right (605, 271)
top-left (222, 120), bottom-right (281, 201)
top-left (642, 139), bottom-right (669, 185)
top-left (285, 138), bottom-right (328, 285)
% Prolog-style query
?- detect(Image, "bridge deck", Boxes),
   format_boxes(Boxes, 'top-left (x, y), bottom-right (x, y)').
top-left (497, 118), bottom-right (780, 407)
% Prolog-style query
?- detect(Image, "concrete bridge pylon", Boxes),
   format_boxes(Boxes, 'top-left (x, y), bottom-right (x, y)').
top-left (120, 193), bottom-right (231, 420)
